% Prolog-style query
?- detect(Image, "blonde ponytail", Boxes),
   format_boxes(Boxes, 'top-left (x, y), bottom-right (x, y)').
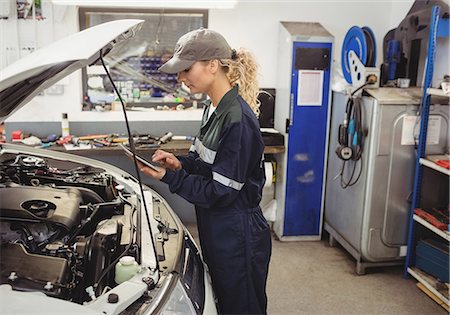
top-left (219, 49), bottom-right (260, 117)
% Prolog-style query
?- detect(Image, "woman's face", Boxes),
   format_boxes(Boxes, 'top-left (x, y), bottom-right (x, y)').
top-left (177, 61), bottom-right (214, 94)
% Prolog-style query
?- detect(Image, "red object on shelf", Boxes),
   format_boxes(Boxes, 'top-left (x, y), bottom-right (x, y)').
top-left (435, 159), bottom-right (450, 169)
top-left (11, 130), bottom-right (24, 142)
top-left (414, 208), bottom-right (447, 230)
top-left (56, 135), bottom-right (73, 145)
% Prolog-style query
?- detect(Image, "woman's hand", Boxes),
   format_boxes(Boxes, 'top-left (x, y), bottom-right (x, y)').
top-left (136, 161), bottom-right (166, 180)
top-left (152, 150), bottom-right (182, 170)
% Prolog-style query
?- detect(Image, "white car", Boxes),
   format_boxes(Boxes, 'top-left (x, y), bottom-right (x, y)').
top-left (0, 19), bottom-right (217, 315)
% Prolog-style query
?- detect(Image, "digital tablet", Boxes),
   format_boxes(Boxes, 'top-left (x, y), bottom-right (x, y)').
top-left (119, 144), bottom-right (162, 172)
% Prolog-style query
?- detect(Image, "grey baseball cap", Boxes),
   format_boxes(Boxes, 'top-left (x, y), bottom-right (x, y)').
top-left (159, 28), bottom-right (233, 74)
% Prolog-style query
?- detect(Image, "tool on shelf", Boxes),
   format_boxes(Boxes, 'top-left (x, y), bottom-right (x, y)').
top-left (414, 208), bottom-right (448, 230)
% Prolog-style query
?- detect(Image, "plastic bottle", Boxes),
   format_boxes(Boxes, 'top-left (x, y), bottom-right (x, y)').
top-left (61, 113), bottom-right (70, 137)
top-left (114, 256), bottom-right (139, 284)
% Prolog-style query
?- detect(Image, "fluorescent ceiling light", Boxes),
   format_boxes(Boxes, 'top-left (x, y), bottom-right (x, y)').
top-left (51, 0), bottom-right (237, 9)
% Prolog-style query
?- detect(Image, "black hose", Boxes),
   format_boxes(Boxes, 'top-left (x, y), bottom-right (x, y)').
top-left (363, 28), bottom-right (375, 67)
top-left (56, 186), bottom-right (104, 204)
top-left (19, 225), bottom-right (37, 252)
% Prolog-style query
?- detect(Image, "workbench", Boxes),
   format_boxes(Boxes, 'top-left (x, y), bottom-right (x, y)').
top-left (51, 140), bottom-right (285, 156)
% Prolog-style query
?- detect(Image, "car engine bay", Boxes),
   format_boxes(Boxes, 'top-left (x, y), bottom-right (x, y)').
top-left (0, 153), bottom-right (145, 304)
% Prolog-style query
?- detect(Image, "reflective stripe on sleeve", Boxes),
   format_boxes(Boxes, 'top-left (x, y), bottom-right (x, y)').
top-left (194, 138), bottom-right (216, 164)
top-left (212, 171), bottom-right (244, 190)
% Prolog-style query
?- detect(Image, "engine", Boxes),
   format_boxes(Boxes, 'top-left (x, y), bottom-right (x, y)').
top-left (0, 154), bottom-right (138, 303)
top-left (1, 185), bottom-right (82, 230)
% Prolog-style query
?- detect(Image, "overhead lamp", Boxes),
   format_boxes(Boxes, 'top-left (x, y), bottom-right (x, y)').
top-left (51, 0), bottom-right (238, 9)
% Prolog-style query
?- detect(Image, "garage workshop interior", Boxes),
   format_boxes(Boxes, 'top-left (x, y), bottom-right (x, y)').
top-left (0, 0), bottom-right (449, 314)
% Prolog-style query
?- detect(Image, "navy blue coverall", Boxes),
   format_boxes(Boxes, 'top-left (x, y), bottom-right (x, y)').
top-left (161, 85), bottom-right (272, 314)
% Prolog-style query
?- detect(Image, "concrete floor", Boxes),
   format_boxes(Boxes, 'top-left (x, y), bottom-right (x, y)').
top-left (186, 224), bottom-right (446, 315)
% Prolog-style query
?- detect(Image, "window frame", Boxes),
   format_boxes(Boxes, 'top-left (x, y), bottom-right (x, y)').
top-left (78, 7), bottom-right (208, 110)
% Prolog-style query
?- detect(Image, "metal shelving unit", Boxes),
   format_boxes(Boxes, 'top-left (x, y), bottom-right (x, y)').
top-left (413, 214), bottom-right (450, 242)
top-left (419, 156), bottom-right (450, 176)
top-left (403, 5), bottom-right (449, 310)
top-left (407, 267), bottom-right (449, 306)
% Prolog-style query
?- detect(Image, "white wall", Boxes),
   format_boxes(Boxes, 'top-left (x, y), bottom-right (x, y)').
top-left (389, 0), bottom-right (415, 30)
top-left (4, 0), bottom-right (416, 123)
top-left (209, 0), bottom-right (415, 88)
top-left (2, 4), bottom-right (86, 123)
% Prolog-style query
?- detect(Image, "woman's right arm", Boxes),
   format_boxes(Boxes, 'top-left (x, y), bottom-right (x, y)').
top-left (153, 146), bottom-right (211, 177)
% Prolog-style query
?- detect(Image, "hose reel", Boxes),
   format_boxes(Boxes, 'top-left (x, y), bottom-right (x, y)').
top-left (341, 25), bottom-right (380, 91)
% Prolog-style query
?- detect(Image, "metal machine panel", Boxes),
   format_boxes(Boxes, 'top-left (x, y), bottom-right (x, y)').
top-left (325, 92), bottom-right (371, 250)
top-left (325, 88), bottom-right (449, 269)
top-left (373, 103), bottom-right (418, 246)
top-left (360, 96), bottom-right (418, 260)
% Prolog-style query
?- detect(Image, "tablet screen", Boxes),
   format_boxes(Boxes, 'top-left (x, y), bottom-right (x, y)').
top-left (119, 144), bottom-right (162, 172)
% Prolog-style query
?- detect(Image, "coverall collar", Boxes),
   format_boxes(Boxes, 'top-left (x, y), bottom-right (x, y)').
top-left (203, 84), bottom-right (239, 119)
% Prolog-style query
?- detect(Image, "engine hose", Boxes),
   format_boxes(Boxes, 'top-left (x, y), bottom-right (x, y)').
top-left (20, 225), bottom-right (38, 252)
top-left (56, 186), bottom-right (104, 204)
top-left (66, 199), bottom-right (122, 245)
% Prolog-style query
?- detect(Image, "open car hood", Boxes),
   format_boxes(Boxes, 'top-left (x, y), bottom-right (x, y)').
top-left (0, 19), bottom-right (144, 122)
